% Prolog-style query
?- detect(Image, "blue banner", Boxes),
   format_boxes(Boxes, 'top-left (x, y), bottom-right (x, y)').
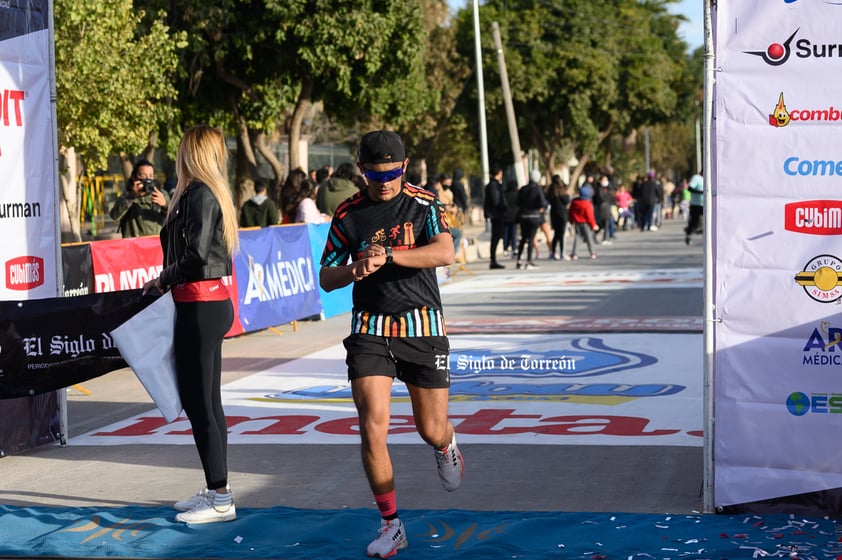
top-left (307, 223), bottom-right (352, 319)
top-left (233, 226), bottom-right (322, 331)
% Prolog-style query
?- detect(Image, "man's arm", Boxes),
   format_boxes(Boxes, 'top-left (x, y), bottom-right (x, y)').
top-left (320, 257), bottom-right (382, 292)
top-left (320, 233), bottom-right (454, 292)
top-left (109, 195), bottom-right (132, 221)
top-left (365, 233), bottom-right (455, 270)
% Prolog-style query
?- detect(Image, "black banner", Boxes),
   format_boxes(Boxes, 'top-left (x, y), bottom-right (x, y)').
top-left (0, 391), bottom-right (59, 457)
top-left (1, 0), bottom-right (50, 42)
top-left (0, 290), bottom-right (155, 399)
top-left (60, 243), bottom-right (93, 296)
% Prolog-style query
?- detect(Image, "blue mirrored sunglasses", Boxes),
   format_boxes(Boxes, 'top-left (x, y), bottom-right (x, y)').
top-left (363, 167), bottom-right (404, 183)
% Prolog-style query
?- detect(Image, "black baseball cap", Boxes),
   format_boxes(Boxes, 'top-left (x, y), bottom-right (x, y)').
top-left (358, 130), bottom-right (406, 164)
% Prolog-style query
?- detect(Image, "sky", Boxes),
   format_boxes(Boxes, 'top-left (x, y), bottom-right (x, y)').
top-left (674, 0), bottom-right (703, 50)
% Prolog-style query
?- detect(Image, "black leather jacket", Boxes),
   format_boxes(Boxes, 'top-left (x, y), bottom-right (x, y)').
top-left (158, 181), bottom-right (232, 289)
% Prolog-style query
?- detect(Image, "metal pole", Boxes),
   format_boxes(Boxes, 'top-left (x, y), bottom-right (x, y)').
top-left (47, 0), bottom-right (69, 446)
top-left (695, 115), bottom-right (702, 173)
top-left (702, 0), bottom-right (716, 514)
top-left (472, 0), bottom-right (490, 186)
top-left (644, 127), bottom-right (650, 172)
top-left (492, 21), bottom-right (526, 188)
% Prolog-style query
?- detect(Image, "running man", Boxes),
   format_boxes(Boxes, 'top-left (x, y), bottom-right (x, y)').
top-left (320, 130), bottom-right (465, 558)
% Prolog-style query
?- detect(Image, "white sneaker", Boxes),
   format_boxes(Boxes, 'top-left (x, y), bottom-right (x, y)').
top-left (174, 488), bottom-right (214, 512)
top-left (366, 517), bottom-right (408, 558)
top-left (174, 485), bottom-right (231, 511)
top-left (174, 493), bottom-right (236, 524)
top-left (434, 432), bottom-right (464, 492)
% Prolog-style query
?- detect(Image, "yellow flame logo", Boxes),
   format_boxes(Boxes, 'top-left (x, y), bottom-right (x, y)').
top-left (770, 92), bottom-right (791, 127)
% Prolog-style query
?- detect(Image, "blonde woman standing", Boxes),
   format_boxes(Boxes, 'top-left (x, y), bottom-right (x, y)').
top-left (144, 125), bottom-right (240, 524)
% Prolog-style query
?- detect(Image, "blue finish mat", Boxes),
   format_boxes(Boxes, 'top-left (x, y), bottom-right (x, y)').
top-left (0, 505), bottom-right (840, 559)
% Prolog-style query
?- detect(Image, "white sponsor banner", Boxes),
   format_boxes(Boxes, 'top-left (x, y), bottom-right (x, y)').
top-left (440, 268), bottom-right (702, 294)
top-left (70, 333), bottom-right (702, 446)
top-left (0, 27), bottom-right (59, 298)
top-left (713, 0), bottom-right (842, 506)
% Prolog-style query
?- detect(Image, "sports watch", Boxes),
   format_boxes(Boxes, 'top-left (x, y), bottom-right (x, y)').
top-left (385, 246), bottom-right (393, 264)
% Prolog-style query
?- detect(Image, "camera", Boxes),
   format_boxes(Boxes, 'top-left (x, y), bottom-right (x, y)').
top-left (139, 178), bottom-right (158, 194)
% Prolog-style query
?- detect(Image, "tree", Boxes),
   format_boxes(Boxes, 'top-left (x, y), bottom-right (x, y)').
top-left (265, 0), bottom-right (435, 169)
top-left (53, 0), bottom-right (182, 240)
top-left (153, 0), bottom-right (434, 209)
top-left (452, 0), bottom-right (687, 186)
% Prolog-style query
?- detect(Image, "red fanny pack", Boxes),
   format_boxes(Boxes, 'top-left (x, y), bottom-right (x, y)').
top-left (170, 278), bottom-right (229, 302)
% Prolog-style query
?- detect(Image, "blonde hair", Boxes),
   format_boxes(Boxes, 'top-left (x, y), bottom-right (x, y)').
top-left (168, 125), bottom-right (239, 254)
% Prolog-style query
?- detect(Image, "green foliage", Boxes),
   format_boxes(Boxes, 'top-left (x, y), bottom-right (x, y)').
top-left (451, 0), bottom-right (691, 180)
top-left (265, 0), bottom-right (434, 127)
top-left (54, 0), bottom-right (183, 169)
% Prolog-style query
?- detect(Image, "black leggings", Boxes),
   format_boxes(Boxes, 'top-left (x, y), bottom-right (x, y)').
top-left (550, 216), bottom-right (568, 255)
top-left (517, 220), bottom-right (540, 263)
top-left (489, 218), bottom-right (505, 263)
top-left (174, 299), bottom-right (234, 490)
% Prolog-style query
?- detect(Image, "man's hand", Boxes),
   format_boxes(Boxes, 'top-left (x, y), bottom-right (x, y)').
top-left (149, 186), bottom-right (167, 208)
top-left (351, 253), bottom-right (384, 281)
top-left (129, 180), bottom-right (146, 199)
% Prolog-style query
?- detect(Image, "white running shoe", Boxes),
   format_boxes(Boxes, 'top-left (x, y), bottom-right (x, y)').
top-left (174, 493), bottom-right (236, 524)
top-left (174, 488), bottom-right (215, 512)
top-left (174, 485), bottom-right (231, 511)
top-left (366, 517), bottom-right (408, 558)
top-left (434, 432), bottom-right (464, 492)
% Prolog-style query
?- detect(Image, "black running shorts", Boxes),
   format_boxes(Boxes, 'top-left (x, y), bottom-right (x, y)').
top-left (343, 333), bottom-right (451, 389)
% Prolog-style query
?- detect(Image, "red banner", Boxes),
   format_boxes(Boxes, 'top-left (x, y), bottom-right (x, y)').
top-left (89, 236), bottom-right (243, 336)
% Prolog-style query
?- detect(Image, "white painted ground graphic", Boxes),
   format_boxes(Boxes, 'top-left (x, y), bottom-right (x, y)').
top-left (71, 333), bottom-right (702, 447)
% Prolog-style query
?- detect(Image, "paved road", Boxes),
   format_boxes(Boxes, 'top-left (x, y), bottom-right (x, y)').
top-left (0, 217), bottom-right (705, 515)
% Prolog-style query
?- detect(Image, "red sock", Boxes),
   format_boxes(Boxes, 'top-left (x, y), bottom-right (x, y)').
top-left (374, 490), bottom-right (397, 519)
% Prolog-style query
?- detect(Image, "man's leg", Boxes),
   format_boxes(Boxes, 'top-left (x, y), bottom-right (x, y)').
top-left (353, 376), bottom-right (409, 557)
top-left (352, 376), bottom-right (396, 495)
top-left (407, 384), bottom-right (463, 492)
top-left (407, 384), bottom-right (451, 448)
top-left (489, 219), bottom-right (505, 268)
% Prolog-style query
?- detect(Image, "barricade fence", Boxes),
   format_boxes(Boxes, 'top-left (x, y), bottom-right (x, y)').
top-left (61, 223), bottom-right (354, 336)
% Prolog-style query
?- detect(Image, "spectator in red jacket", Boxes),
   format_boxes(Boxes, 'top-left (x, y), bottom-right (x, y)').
top-left (567, 184), bottom-right (598, 260)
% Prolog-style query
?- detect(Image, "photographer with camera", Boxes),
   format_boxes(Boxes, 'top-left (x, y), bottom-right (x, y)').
top-left (109, 159), bottom-right (170, 238)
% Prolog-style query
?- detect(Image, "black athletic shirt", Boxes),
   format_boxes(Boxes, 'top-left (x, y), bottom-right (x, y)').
top-left (320, 183), bottom-right (451, 337)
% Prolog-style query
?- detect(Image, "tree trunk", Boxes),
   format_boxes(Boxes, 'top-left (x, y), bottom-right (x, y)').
top-left (118, 131), bottom-right (159, 181)
top-left (288, 78), bottom-right (313, 171)
top-left (119, 153), bottom-right (133, 180)
top-left (569, 155), bottom-right (589, 189)
top-left (140, 131), bottom-right (158, 163)
top-left (59, 146), bottom-right (82, 242)
top-left (234, 115), bottom-right (258, 210)
top-left (253, 130), bottom-right (284, 202)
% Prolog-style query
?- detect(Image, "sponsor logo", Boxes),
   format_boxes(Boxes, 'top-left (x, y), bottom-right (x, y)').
top-left (785, 201), bottom-right (842, 235)
top-left (253, 338), bottom-right (679, 405)
top-left (95, 265), bottom-right (163, 292)
top-left (93, 410), bottom-right (698, 439)
top-left (794, 255), bottom-right (842, 302)
top-left (0, 89), bottom-right (25, 127)
top-left (5, 255), bottom-right (43, 290)
top-left (769, 92), bottom-right (842, 127)
top-left (786, 391), bottom-right (842, 415)
top-left (746, 29), bottom-right (842, 66)
top-left (746, 29), bottom-right (799, 66)
top-left (784, 157), bottom-right (842, 177)
top-left (243, 253), bottom-right (316, 305)
top-left (802, 320), bottom-right (842, 366)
